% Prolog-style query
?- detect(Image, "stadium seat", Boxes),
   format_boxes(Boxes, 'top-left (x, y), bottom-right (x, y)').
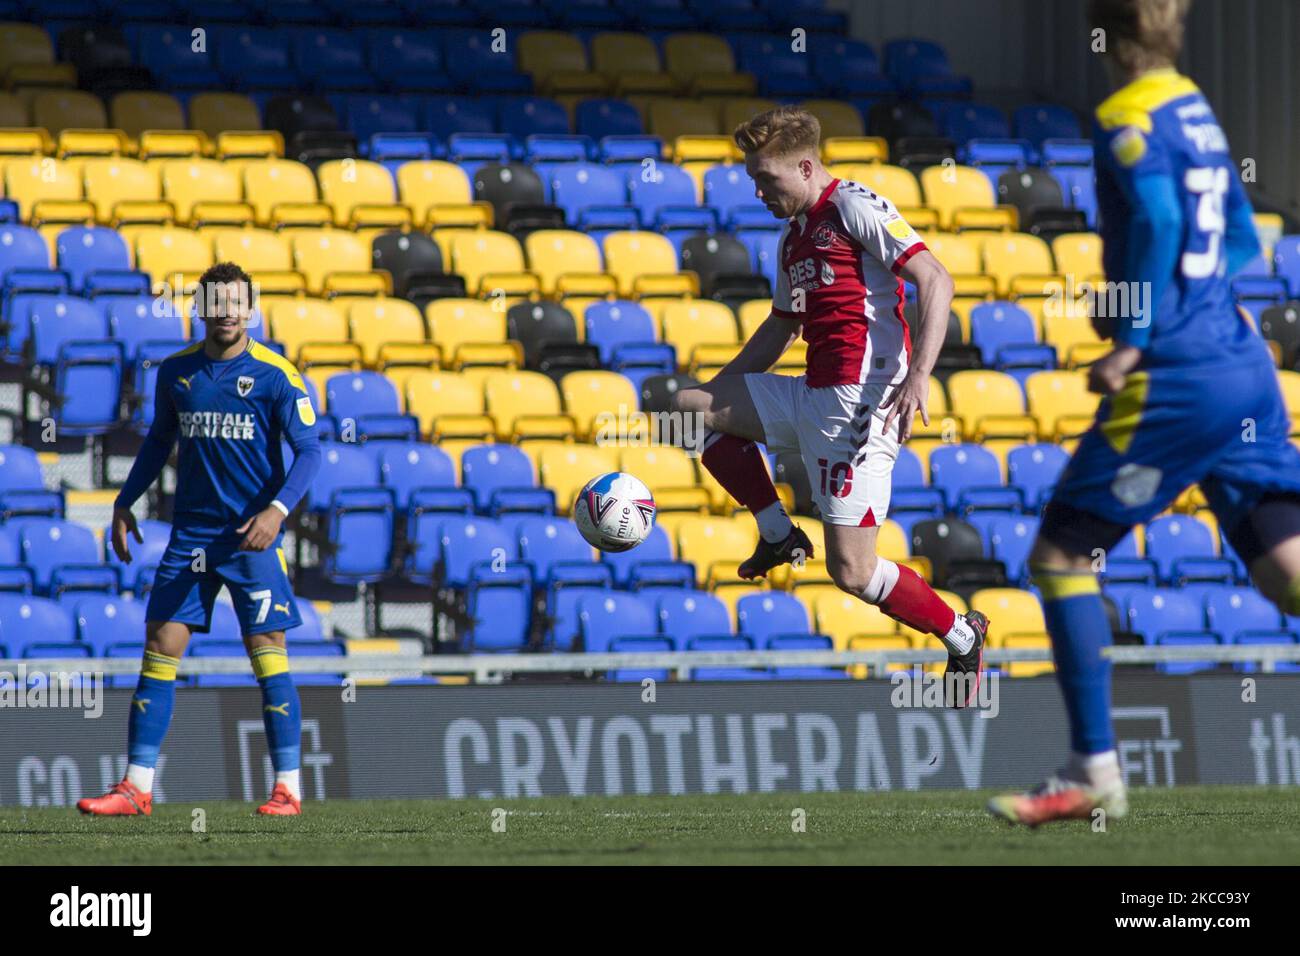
top-left (578, 591), bottom-right (656, 654)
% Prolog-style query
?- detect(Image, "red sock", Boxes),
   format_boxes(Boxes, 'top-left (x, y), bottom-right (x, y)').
top-left (700, 434), bottom-right (778, 512)
top-left (878, 564), bottom-right (957, 636)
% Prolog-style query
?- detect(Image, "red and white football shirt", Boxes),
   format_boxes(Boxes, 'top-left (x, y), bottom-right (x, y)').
top-left (770, 178), bottom-right (927, 387)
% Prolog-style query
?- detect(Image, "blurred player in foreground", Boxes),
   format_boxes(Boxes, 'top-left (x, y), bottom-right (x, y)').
top-left (674, 106), bottom-right (989, 707)
top-left (990, 0), bottom-right (1300, 826)
top-left (78, 262), bottom-right (322, 817)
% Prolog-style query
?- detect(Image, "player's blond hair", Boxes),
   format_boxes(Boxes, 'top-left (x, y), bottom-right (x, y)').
top-left (733, 106), bottom-right (821, 158)
top-left (1089, 0), bottom-right (1193, 73)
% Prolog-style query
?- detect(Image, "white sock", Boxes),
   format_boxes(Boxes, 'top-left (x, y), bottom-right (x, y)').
top-left (755, 500), bottom-right (794, 543)
top-left (1069, 750), bottom-right (1122, 790)
top-left (859, 557), bottom-right (900, 604)
top-left (126, 763), bottom-right (154, 792)
top-left (277, 769), bottom-right (301, 800)
top-left (940, 615), bottom-right (976, 656)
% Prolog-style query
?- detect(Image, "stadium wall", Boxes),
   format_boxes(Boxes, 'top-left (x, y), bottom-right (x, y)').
top-left (3, 675), bottom-right (1298, 806)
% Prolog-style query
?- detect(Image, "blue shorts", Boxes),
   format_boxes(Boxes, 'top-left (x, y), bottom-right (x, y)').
top-left (145, 526), bottom-right (303, 636)
top-left (1046, 356), bottom-right (1300, 550)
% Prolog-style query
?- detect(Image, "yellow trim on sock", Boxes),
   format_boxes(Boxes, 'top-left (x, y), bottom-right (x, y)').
top-left (140, 651), bottom-right (180, 682)
top-left (250, 645), bottom-right (289, 679)
top-left (1030, 568), bottom-right (1101, 601)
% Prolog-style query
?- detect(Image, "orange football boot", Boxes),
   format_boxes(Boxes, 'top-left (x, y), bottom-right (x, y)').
top-left (77, 779), bottom-right (152, 816)
top-left (257, 782), bottom-right (301, 816)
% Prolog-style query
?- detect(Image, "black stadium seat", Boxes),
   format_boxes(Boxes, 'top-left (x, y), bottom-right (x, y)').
top-left (679, 233), bottom-right (755, 299)
top-left (997, 167), bottom-right (1067, 228)
top-left (639, 373), bottom-right (699, 416)
top-left (371, 231), bottom-right (443, 300)
top-left (909, 517), bottom-right (987, 588)
top-left (1260, 302), bottom-right (1300, 369)
top-left (264, 94), bottom-right (338, 143)
top-left (507, 300), bottom-right (578, 369)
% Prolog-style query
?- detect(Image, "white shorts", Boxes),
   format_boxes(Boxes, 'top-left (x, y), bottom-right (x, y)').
top-left (745, 373), bottom-right (901, 527)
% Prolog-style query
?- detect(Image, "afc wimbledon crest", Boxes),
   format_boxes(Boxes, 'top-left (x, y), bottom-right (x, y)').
top-left (237, 375), bottom-right (255, 397)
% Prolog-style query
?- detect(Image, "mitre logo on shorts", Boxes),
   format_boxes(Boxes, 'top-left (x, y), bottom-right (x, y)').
top-left (178, 410), bottom-right (257, 440)
top-left (811, 221), bottom-right (837, 249)
top-left (237, 375), bottom-right (254, 397)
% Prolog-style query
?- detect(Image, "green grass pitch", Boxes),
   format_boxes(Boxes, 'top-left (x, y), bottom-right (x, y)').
top-left (3, 787), bottom-right (1297, 865)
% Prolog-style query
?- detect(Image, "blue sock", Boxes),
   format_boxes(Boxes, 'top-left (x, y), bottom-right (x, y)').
top-left (1032, 568), bottom-right (1115, 754)
top-left (253, 652), bottom-right (301, 772)
top-left (127, 651), bottom-right (180, 769)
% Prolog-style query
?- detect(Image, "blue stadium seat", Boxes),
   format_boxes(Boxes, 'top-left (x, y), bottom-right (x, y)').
top-left (365, 29), bottom-right (450, 92)
top-left (625, 163), bottom-right (697, 222)
top-left (68, 594), bottom-right (148, 656)
top-left (425, 97), bottom-right (495, 140)
top-left (101, 295), bottom-right (185, 360)
top-left (688, 635), bottom-right (768, 681)
top-left (464, 567), bottom-right (531, 651)
top-left (547, 583), bottom-right (606, 651)
top-left (27, 295), bottom-right (107, 366)
top-left (0, 594), bottom-right (76, 647)
top-left (1014, 104), bottom-right (1082, 149)
top-left (290, 28), bottom-right (374, 91)
top-left (608, 636), bottom-right (673, 682)
top-left (1155, 631), bottom-right (1220, 675)
top-left (703, 165), bottom-right (759, 222)
top-left (987, 514), bottom-right (1040, 584)
top-left (736, 228), bottom-right (780, 286)
top-left (214, 26), bottom-right (298, 90)
top-left (189, 639), bottom-right (255, 687)
top-left (575, 99), bottom-right (643, 138)
top-left (308, 444), bottom-right (382, 512)
top-left (345, 94), bottom-right (421, 145)
top-left (325, 487), bottom-right (395, 584)
top-left (499, 97), bottom-right (570, 137)
top-left (461, 444), bottom-right (535, 512)
top-left (13, 518), bottom-right (99, 595)
top-left (133, 24), bottom-right (222, 88)
top-left (654, 589), bottom-right (731, 648)
top-left (768, 633), bottom-right (848, 680)
top-left (1127, 588), bottom-right (1204, 644)
top-left (104, 640), bottom-right (145, 687)
top-left (56, 227), bottom-right (131, 293)
top-left (429, 515), bottom-right (515, 588)
top-left (0, 225), bottom-right (52, 284)
top-left (0, 445), bottom-right (45, 495)
top-left (546, 163), bottom-right (627, 223)
top-left (584, 300), bottom-right (656, 364)
top-left (325, 370), bottom-right (403, 423)
top-left (1272, 235), bottom-right (1300, 298)
top-left (55, 341), bottom-right (124, 436)
top-left (1144, 515), bottom-right (1217, 583)
top-left (376, 442), bottom-right (455, 509)
top-left (1006, 443), bottom-right (1068, 509)
top-left (736, 592), bottom-right (810, 644)
top-left (601, 523), bottom-right (672, 587)
top-left (928, 444), bottom-right (1005, 511)
top-left (1233, 631), bottom-right (1300, 674)
top-left (577, 591), bottom-right (655, 653)
top-left (969, 301), bottom-right (1037, 365)
top-left (514, 514), bottom-right (594, 584)
top-left (1205, 587), bottom-right (1283, 643)
top-left (944, 102), bottom-right (1009, 142)
top-left (289, 598), bottom-right (325, 642)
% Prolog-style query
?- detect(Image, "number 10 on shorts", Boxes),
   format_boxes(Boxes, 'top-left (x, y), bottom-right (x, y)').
top-left (817, 458), bottom-right (854, 498)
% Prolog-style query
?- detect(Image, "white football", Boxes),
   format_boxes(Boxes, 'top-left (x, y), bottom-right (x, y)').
top-left (573, 472), bottom-right (656, 552)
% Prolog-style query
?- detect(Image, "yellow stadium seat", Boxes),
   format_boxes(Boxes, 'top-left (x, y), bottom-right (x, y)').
top-left (813, 589), bottom-right (899, 651)
top-left (290, 228), bottom-right (370, 294)
top-left (919, 164), bottom-right (995, 230)
top-left (403, 370), bottom-right (485, 435)
top-left (241, 158), bottom-right (318, 224)
top-left (3, 157), bottom-right (81, 220)
top-left (348, 297), bottom-right (427, 364)
top-left (1025, 370), bottom-right (1097, 438)
top-left (111, 92), bottom-right (185, 140)
top-left (483, 369), bottom-right (562, 438)
top-left (737, 298), bottom-right (772, 338)
top-left (876, 519), bottom-right (910, 562)
top-left (448, 229), bottom-right (526, 296)
top-left (660, 299), bottom-right (738, 368)
top-left (268, 298), bottom-right (348, 363)
top-left (1041, 304), bottom-right (1103, 365)
top-left (0, 92), bottom-right (28, 127)
top-left (216, 130), bottom-right (282, 159)
top-left (946, 370), bottom-right (1027, 439)
top-left (134, 225), bottom-right (212, 282)
top-left (602, 231), bottom-right (679, 297)
top-left (590, 32), bottom-right (661, 77)
top-left (1004, 633), bottom-right (1055, 677)
top-left (1051, 231), bottom-right (1103, 278)
top-left (159, 158), bottom-right (241, 223)
top-left (981, 232), bottom-right (1055, 296)
top-left (56, 128), bottom-right (129, 159)
top-left (523, 229), bottom-right (603, 294)
top-left (425, 298), bottom-right (505, 365)
top-left (32, 90), bottom-right (107, 136)
top-left (137, 129), bottom-right (209, 161)
top-left (560, 369), bottom-right (638, 440)
top-left (517, 30), bottom-right (589, 81)
top-left (648, 99), bottom-right (721, 140)
top-left (832, 162), bottom-right (921, 209)
top-left (396, 160), bottom-right (473, 225)
top-left (801, 99), bottom-right (865, 138)
top-left (81, 157), bottom-right (161, 222)
top-left (618, 445), bottom-right (697, 495)
top-left (540, 443), bottom-right (620, 514)
top-left (721, 98), bottom-right (778, 133)
top-left (317, 158), bottom-right (396, 227)
top-left (663, 33), bottom-right (735, 83)
top-left (920, 231), bottom-right (981, 276)
top-left (970, 588), bottom-right (1046, 642)
top-left (211, 227), bottom-right (292, 272)
top-left (676, 515), bottom-right (758, 587)
top-left (0, 22), bottom-right (53, 76)
top-left (188, 92), bottom-right (261, 139)
top-left (822, 137), bottom-right (888, 164)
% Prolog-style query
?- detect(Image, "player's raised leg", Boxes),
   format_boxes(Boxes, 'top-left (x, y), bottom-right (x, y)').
top-left (674, 370), bottom-right (812, 578)
top-left (77, 620), bottom-right (191, 816)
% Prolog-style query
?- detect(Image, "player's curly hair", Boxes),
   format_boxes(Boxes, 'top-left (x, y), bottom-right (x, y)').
top-left (195, 261), bottom-right (255, 318)
top-left (1089, 0), bottom-right (1193, 73)
top-left (733, 106), bottom-right (821, 157)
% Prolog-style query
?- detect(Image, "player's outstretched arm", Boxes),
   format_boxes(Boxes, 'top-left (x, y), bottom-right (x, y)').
top-left (882, 249), bottom-right (953, 441)
top-left (716, 313), bottom-right (801, 377)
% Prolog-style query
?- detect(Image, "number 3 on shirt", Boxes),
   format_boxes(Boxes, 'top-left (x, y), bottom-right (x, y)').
top-left (1181, 166), bottom-right (1228, 279)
